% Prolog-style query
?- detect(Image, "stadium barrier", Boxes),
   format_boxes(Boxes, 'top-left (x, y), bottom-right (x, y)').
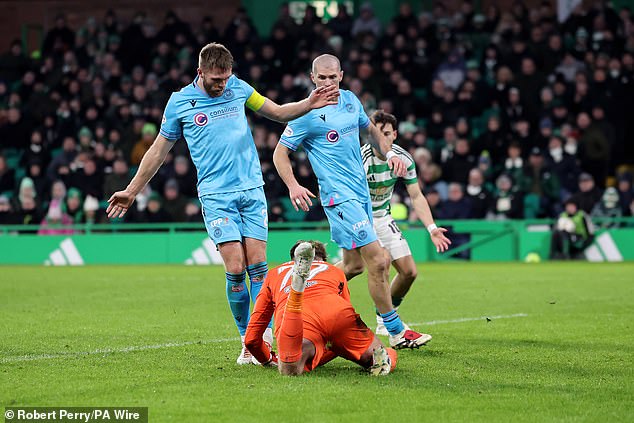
top-left (0, 218), bottom-right (632, 265)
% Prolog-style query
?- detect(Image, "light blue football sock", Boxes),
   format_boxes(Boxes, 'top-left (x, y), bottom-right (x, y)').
top-left (380, 309), bottom-right (405, 336)
top-left (246, 261), bottom-right (272, 329)
top-left (225, 271), bottom-right (250, 336)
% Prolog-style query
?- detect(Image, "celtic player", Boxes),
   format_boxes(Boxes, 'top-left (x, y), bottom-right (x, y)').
top-left (357, 110), bottom-right (451, 335)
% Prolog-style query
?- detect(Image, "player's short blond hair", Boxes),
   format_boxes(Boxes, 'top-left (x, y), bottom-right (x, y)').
top-left (198, 43), bottom-right (233, 71)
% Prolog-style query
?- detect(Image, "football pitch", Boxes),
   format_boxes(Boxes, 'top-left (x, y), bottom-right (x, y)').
top-left (1, 263), bottom-right (633, 422)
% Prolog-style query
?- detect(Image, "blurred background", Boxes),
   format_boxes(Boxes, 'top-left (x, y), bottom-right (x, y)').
top-left (0, 0), bottom-right (633, 263)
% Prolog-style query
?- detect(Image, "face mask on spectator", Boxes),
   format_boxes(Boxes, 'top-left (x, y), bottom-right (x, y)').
top-left (550, 146), bottom-right (563, 162)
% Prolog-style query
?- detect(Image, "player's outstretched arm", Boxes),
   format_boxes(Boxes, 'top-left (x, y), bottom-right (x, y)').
top-left (406, 183), bottom-right (451, 253)
top-left (273, 143), bottom-right (316, 212)
top-left (106, 135), bottom-right (174, 218)
top-left (256, 85), bottom-right (339, 123)
top-left (245, 285), bottom-right (277, 366)
top-left (362, 123), bottom-right (407, 177)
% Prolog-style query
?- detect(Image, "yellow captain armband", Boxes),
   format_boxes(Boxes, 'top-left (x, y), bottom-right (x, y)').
top-left (246, 90), bottom-right (266, 111)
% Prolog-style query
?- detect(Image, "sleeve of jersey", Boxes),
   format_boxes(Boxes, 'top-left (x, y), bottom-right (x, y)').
top-left (238, 78), bottom-right (266, 112)
top-left (354, 95), bottom-right (370, 129)
top-left (244, 283), bottom-right (275, 364)
top-left (404, 159), bottom-right (418, 184)
top-left (159, 95), bottom-right (182, 141)
top-left (279, 119), bottom-right (307, 151)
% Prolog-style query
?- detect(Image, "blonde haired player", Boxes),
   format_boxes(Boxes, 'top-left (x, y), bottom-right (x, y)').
top-left (346, 110), bottom-right (451, 335)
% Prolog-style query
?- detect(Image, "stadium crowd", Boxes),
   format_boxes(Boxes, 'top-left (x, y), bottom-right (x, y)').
top-left (1, 1), bottom-right (633, 230)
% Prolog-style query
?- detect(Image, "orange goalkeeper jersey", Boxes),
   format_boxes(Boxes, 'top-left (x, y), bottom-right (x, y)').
top-left (245, 261), bottom-right (350, 364)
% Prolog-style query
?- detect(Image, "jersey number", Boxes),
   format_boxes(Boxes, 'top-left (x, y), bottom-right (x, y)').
top-left (278, 263), bottom-right (329, 292)
top-left (388, 220), bottom-right (401, 234)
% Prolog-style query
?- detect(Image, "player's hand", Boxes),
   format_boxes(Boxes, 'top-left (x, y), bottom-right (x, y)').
top-left (309, 85), bottom-right (339, 109)
top-left (388, 156), bottom-right (407, 177)
top-left (106, 190), bottom-right (136, 218)
top-left (430, 227), bottom-right (451, 253)
top-left (289, 184), bottom-right (316, 212)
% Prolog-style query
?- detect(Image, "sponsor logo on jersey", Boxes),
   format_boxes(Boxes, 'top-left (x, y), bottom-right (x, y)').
top-left (209, 106), bottom-right (239, 117)
top-left (194, 112), bottom-right (208, 126)
top-left (189, 100), bottom-right (197, 107)
top-left (162, 115), bottom-right (167, 124)
top-left (326, 129), bottom-right (340, 143)
top-left (209, 217), bottom-right (229, 227)
top-left (319, 114), bottom-right (326, 121)
top-left (340, 124), bottom-right (358, 135)
top-left (283, 126), bottom-right (294, 136)
top-left (352, 219), bottom-right (370, 231)
top-left (223, 88), bottom-right (234, 99)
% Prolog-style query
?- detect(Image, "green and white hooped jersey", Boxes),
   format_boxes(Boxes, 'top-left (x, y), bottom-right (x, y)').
top-left (361, 143), bottom-right (418, 218)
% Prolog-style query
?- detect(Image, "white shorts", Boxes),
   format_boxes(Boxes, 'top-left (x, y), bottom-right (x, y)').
top-left (373, 215), bottom-right (412, 261)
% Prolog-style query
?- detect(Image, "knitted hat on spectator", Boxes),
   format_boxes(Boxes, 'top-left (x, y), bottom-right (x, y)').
top-left (148, 192), bottom-right (162, 203)
top-left (142, 123), bottom-right (158, 136)
top-left (83, 195), bottom-right (99, 212)
top-left (67, 188), bottom-right (82, 200)
top-left (78, 127), bottom-right (92, 139)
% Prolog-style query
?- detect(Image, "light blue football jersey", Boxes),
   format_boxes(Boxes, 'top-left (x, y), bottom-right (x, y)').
top-left (279, 90), bottom-right (371, 206)
top-left (160, 75), bottom-right (265, 196)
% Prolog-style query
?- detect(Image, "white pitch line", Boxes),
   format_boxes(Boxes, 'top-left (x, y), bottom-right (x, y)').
top-left (1, 337), bottom-right (240, 364)
top-left (1, 313), bottom-right (528, 364)
top-left (408, 313), bottom-right (528, 327)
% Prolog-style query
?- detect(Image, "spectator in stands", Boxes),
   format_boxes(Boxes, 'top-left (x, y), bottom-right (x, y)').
top-left (0, 39), bottom-right (31, 82)
top-left (489, 174), bottom-right (523, 219)
top-left (162, 179), bottom-right (187, 222)
top-left (616, 172), bottom-right (633, 216)
top-left (64, 187), bottom-right (84, 223)
top-left (571, 172), bottom-right (603, 214)
top-left (172, 155), bottom-right (197, 198)
top-left (576, 112), bottom-right (610, 187)
top-left (46, 137), bottom-right (77, 181)
top-left (103, 158), bottom-right (129, 200)
top-left (550, 198), bottom-right (594, 260)
top-left (546, 135), bottom-right (579, 199)
top-left (82, 195), bottom-right (102, 224)
top-left (474, 115), bottom-right (507, 163)
top-left (49, 180), bottom-right (66, 206)
top-left (522, 147), bottom-right (560, 218)
top-left (22, 130), bottom-right (51, 171)
top-left (0, 107), bottom-right (31, 149)
top-left (442, 138), bottom-right (475, 185)
top-left (184, 199), bottom-right (203, 224)
top-left (0, 195), bottom-right (16, 224)
top-left (501, 141), bottom-right (525, 188)
top-left (465, 168), bottom-right (492, 219)
top-left (142, 192), bottom-right (171, 223)
top-left (0, 154), bottom-right (15, 194)
top-left (437, 182), bottom-right (471, 259)
top-left (131, 122), bottom-right (157, 166)
top-left (351, 2), bottom-right (381, 38)
top-left (38, 199), bottom-right (75, 235)
top-left (591, 187), bottom-right (622, 228)
top-left (439, 183), bottom-right (472, 220)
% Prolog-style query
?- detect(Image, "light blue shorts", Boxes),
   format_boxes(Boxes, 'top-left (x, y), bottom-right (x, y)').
top-left (323, 199), bottom-right (377, 250)
top-left (200, 186), bottom-right (268, 245)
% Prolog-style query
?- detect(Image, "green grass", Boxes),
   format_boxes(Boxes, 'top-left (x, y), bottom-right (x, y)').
top-left (1, 263), bottom-right (633, 422)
